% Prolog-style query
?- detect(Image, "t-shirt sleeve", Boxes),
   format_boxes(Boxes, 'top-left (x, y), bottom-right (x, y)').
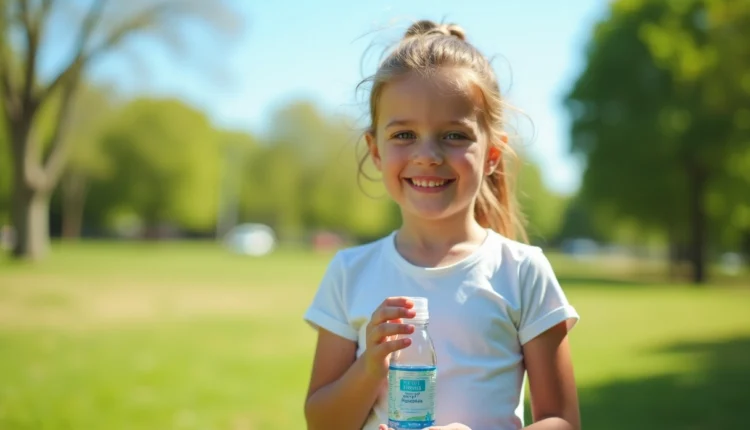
top-left (303, 252), bottom-right (358, 342)
top-left (517, 248), bottom-right (579, 345)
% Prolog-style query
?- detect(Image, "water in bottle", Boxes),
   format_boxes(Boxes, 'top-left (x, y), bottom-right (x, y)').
top-left (388, 297), bottom-right (437, 429)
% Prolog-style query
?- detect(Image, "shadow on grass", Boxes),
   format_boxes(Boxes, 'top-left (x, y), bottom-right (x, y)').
top-left (576, 336), bottom-right (750, 429)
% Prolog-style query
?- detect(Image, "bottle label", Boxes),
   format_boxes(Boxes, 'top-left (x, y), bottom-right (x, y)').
top-left (388, 365), bottom-right (436, 429)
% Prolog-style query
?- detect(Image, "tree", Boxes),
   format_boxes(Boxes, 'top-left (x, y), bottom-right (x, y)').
top-left (58, 83), bottom-right (116, 239)
top-left (242, 101), bottom-right (396, 242)
top-left (88, 98), bottom-right (222, 236)
top-left (565, 0), bottom-right (750, 283)
top-left (214, 130), bottom-right (257, 239)
top-left (0, 0), bottom-right (242, 260)
top-left (514, 155), bottom-right (568, 243)
top-left (0, 112), bottom-right (9, 224)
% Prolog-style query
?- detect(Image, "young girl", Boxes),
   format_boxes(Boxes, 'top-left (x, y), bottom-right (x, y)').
top-left (303, 20), bottom-right (580, 430)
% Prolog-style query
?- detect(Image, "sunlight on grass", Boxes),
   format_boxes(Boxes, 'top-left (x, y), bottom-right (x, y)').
top-left (1, 241), bottom-right (749, 429)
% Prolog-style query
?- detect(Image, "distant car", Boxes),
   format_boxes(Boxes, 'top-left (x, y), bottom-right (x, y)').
top-left (561, 238), bottom-right (599, 258)
top-left (719, 252), bottom-right (745, 276)
top-left (224, 224), bottom-right (276, 256)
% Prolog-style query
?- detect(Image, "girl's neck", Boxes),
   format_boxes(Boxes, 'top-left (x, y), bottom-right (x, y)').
top-left (395, 210), bottom-right (488, 268)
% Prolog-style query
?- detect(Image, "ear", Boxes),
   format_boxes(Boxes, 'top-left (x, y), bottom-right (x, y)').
top-left (485, 147), bottom-right (500, 175)
top-left (366, 131), bottom-right (382, 171)
top-left (485, 133), bottom-right (508, 175)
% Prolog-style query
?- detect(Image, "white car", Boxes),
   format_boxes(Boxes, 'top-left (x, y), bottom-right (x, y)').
top-left (224, 224), bottom-right (276, 256)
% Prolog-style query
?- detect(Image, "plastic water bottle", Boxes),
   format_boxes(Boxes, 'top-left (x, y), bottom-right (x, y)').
top-left (388, 297), bottom-right (437, 429)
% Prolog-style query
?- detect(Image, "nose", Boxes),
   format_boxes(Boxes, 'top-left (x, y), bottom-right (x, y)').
top-left (411, 138), bottom-right (443, 166)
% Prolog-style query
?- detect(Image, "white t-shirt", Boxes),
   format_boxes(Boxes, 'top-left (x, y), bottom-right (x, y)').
top-left (304, 229), bottom-right (579, 430)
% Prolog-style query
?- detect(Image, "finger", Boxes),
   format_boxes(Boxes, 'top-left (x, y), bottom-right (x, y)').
top-left (383, 296), bottom-right (415, 308)
top-left (374, 297), bottom-right (414, 318)
top-left (367, 298), bottom-right (413, 329)
top-left (375, 322), bottom-right (414, 341)
top-left (373, 305), bottom-right (416, 326)
top-left (367, 308), bottom-right (415, 344)
top-left (367, 322), bottom-right (414, 348)
top-left (365, 318), bottom-right (404, 336)
top-left (372, 336), bottom-right (411, 358)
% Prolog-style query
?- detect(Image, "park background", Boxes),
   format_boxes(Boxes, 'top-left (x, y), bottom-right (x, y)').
top-left (1, 0), bottom-right (749, 429)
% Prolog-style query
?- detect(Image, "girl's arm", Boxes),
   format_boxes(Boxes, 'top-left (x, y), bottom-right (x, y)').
top-left (305, 298), bottom-right (416, 429)
top-left (304, 328), bottom-right (383, 430)
top-left (522, 322), bottom-right (581, 430)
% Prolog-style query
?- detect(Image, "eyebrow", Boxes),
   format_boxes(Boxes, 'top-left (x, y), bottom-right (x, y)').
top-left (384, 119), bottom-right (413, 129)
top-left (384, 119), bottom-right (476, 129)
top-left (447, 119), bottom-right (476, 129)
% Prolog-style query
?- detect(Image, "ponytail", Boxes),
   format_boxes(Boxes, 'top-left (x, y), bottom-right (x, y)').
top-left (474, 149), bottom-right (528, 242)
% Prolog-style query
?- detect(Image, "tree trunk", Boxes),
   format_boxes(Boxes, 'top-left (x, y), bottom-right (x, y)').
top-left (61, 171), bottom-right (88, 239)
top-left (9, 119), bottom-right (51, 260)
top-left (11, 182), bottom-right (50, 260)
top-left (687, 167), bottom-right (707, 284)
top-left (668, 240), bottom-right (680, 281)
top-left (667, 225), bottom-right (679, 280)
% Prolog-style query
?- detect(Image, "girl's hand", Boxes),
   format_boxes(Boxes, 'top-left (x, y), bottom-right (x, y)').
top-left (363, 297), bottom-right (416, 377)
top-left (378, 424), bottom-right (471, 430)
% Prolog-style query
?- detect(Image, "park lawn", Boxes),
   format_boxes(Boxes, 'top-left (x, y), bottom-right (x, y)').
top-left (0, 241), bottom-right (748, 430)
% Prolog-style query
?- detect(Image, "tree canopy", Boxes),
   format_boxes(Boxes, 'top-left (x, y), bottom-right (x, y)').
top-left (566, 0), bottom-right (750, 282)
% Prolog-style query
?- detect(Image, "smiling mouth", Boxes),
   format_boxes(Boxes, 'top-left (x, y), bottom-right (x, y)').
top-left (405, 178), bottom-right (456, 189)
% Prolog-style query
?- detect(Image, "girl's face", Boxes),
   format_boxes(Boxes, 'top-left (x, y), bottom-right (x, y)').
top-left (367, 70), bottom-right (501, 226)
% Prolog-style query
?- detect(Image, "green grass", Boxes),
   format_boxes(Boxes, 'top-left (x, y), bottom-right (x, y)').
top-left (1, 241), bottom-right (749, 429)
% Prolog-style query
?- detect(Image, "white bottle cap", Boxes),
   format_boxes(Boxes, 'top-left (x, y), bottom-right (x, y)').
top-left (406, 297), bottom-right (429, 322)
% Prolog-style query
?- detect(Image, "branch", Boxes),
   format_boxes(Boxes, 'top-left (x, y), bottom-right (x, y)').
top-left (16, 0), bottom-right (31, 29)
top-left (23, 124), bottom-right (47, 191)
top-left (86, 1), bottom-right (181, 61)
top-left (35, 0), bottom-right (56, 45)
top-left (0, 49), bottom-right (15, 121)
top-left (41, 0), bottom-right (54, 16)
top-left (19, 0), bottom-right (40, 109)
top-left (19, 0), bottom-right (105, 190)
top-left (38, 71), bottom-right (81, 192)
top-left (0, 5), bottom-right (18, 123)
top-left (34, 0), bottom-right (191, 191)
top-left (37, 0), bottom-right (108, 104)
top-left (38, 0), bottom-right (180, 104)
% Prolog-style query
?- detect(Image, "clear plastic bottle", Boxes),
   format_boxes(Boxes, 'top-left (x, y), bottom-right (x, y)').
top-left (388, 297), bottom-right (437, 429)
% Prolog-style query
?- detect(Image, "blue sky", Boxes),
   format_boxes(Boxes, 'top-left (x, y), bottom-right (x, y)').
top-left (80, 0), bottom-right (610, 195)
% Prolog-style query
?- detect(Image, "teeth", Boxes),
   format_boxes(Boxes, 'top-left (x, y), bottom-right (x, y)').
top-left (412, 179), bottom-right (446, 187)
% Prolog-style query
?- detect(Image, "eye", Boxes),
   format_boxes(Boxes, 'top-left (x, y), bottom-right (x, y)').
top-left (392, 131), bottom-right (416, 140)
top-left (445, 132), bottom-right (469, 141)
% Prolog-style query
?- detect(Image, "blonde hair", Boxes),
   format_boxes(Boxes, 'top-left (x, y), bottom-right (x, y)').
top-left (359, 20), bottom-right (527, 242)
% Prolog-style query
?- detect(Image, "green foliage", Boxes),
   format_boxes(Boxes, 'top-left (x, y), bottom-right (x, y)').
top-left (566, 0), bottom-right (750, 253)
top-left (64, 85), bottom-right (119, 181)
top-left (3, 88), bottom-right (567, 241)
top-left (242, 101), bottom-right (395, 241)
top-left (241, 102), bottom-right (566, 243)
top-left (89, 99), bottom-right (222, 232)
top-left (0, 115), bottom-right (9, 224)
top-left (515, 156), bottom-right (568, 243)
top-left (0, 19), bottom-right (9, 224)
